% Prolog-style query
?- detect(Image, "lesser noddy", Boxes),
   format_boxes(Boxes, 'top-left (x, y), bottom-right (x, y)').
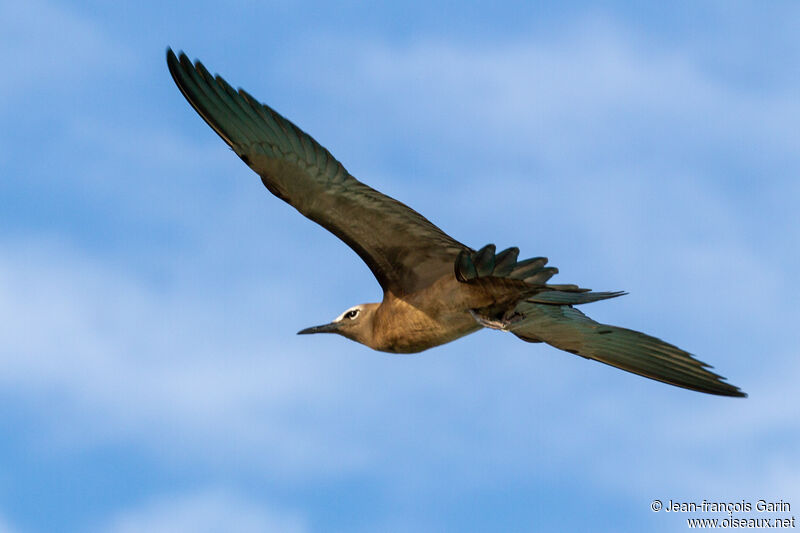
top-left (166, 48), bottom-right (745, 397)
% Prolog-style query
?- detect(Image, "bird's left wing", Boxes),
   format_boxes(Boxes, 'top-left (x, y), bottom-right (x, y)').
top-left (167, 49), bottom-right (466, 295)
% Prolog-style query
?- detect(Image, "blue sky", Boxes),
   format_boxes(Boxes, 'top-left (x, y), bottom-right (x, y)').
top-left (1, 1), bottom-right (798, 531)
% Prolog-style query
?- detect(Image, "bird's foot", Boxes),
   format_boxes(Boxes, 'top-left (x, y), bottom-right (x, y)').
top-left (469, 309), bottom-right (524, 331)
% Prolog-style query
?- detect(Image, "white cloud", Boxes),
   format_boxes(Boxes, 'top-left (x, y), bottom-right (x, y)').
top-left (280, 17), bottom-right (798, 178)
top-left (101, 490), bottom-right (306, 533)
top-left (0, 237), bottom-right (372, 477)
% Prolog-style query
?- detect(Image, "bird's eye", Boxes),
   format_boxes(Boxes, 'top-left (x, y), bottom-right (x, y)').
top-left (345, 309), bottom-right (359, 319)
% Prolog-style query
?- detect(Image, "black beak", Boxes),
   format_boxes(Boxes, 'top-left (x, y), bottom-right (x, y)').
top-left (297, 322), bottom-right (340, 335)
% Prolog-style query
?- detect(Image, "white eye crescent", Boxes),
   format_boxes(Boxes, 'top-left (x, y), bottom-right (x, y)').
top-left (335, 307), bottom-right (362, 322)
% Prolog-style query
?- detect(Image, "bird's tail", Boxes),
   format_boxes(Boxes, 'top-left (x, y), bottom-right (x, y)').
top-left (455, 244), bottom-right (625, 305)
top-left (507, 302), bottom-right (746, 397)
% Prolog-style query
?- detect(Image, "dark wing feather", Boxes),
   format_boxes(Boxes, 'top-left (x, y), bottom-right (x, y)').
top-left (509, 303), bottom-right (746, 397)
top-left (167, 49), bottom-right (466, 295)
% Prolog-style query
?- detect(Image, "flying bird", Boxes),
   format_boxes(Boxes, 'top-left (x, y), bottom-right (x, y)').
top-left (166, 48), bottom-right (745, 397)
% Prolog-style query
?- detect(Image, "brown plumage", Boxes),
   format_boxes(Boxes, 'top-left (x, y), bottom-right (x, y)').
top-left (167, 48), bottom-right (746, 397)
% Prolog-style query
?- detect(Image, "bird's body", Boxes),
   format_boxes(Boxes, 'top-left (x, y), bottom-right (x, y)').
top-left (167, 48), bottom-right (746, 397)
top-left (371, 276), bottom-right (521, 353)
top-left (374, 287), bottom-right (481, 353)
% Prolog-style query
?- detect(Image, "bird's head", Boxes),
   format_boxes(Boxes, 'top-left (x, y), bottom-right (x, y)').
top-left (297, 303), bottom-right (379, 347)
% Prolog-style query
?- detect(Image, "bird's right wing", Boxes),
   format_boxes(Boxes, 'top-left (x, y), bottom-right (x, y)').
top-left (167, 49), bottom-right (466, 295)
top-left (509, 303), bottom-right (746, 397)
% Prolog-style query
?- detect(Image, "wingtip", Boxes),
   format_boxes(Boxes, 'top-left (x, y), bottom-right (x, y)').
top-left (729, 386), bottom-right (748, 398)
top-left (165, 46), bottom-right (181, 65)
top-left (723, 389), bottom-right (748, 398)
top-left (165, 47), bottom-right (186, 79)
top-left (707, 381), bottom-right (747, 398)
top-left (166, 47), bottom-right (196, 72)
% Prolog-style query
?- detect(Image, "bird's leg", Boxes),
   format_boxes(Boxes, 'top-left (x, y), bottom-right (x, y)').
top-left (469, 309), bottom-right (507, 330)
top-left (469, 308), bottom-right (525, 331)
